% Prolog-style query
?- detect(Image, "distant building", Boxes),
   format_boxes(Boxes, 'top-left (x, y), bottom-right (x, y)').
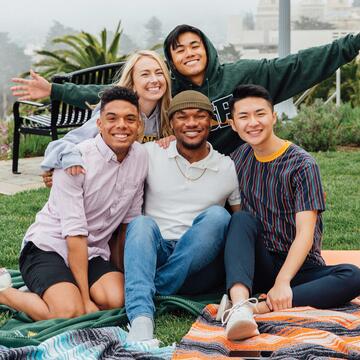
top-left (326, 0), bottom-right (359, 29)
top-left (226, 0), bottom-right (359, 59)
top-left (255, 0), bottom-right (279, 31)
top-left (228, 29), bottom-right (355, 60)
top-left (294, 0), bottom-right (326, 22)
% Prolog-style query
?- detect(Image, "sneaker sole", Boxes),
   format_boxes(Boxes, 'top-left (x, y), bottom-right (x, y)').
top-left (226, 319), bottom-right (259, 341)
top-left (0, 271), bottom-right (12, 292)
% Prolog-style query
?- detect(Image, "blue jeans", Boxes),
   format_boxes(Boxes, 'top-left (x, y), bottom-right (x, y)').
top-left (124, 205), bottom-right (230, 322)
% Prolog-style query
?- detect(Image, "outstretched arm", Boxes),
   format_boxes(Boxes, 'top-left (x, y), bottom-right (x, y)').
top-left (51, 83), bottom-right (109, 109)
top-left (249, 33), bottom-right (360, 104)
top-left (11, 70), bottom-right (110, 109)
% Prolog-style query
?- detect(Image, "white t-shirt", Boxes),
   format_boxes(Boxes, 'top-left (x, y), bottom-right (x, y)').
top-left (144, 141), bottom-right (240, 240)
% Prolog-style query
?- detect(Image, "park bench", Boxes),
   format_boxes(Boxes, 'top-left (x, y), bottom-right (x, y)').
top-left (12, 62), bottom-right (125, 174)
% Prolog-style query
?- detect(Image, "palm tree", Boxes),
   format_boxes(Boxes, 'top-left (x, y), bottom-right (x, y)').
top-left (34, 22), bottom-right (128, 78)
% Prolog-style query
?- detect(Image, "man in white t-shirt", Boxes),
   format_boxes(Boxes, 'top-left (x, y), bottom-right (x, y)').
top-left (124, 90), bottom-right (240, 347)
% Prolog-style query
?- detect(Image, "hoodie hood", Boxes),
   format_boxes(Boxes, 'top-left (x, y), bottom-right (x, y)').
top-left (164, 28), bottom-right (222, 96)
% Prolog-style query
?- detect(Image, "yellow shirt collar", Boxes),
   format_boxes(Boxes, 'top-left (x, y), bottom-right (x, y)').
top-left (255, 140), bottom-right (291, 163)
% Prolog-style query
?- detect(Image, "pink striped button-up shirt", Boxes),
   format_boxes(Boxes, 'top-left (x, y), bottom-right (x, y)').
top-left (23, 134), bottom-right (148, 265)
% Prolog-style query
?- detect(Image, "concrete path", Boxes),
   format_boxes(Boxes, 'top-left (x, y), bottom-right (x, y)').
top-left (0, 157), bottom-right (45, 195)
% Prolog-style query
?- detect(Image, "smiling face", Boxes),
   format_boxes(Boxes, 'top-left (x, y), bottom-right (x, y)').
top-left (230, 97), bottom-right (277, 148)
top-left (171, 108), bottom-right (211, 151)
top-left (132, 56), bottom-right (167, 103)
top-left (169, 32), bottom-right (208, 86)
top-left (97, 100), bottom-right (140, 161)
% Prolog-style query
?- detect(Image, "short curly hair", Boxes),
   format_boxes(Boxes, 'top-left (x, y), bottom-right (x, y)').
top-left (100, 86), bottom-right (139, 113)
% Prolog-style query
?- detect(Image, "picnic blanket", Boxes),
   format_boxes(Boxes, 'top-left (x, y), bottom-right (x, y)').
top-left (173, 302), bottom-right (360, 359)
top-left (0, 270), bottom-right (217, 348)
top-left (0, 326), bottom-right (175, 359)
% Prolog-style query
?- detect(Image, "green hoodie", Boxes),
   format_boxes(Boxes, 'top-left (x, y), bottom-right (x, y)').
top-left (163, 30), bottom-right (360, 154)
top-left (51, 31), bottom-right (360, 154)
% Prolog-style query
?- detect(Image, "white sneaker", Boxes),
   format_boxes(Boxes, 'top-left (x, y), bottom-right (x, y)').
top-left (0, 268), bottom-right (12, 292)
top-left (125, 338), bottom-right (161, 352)
top-left (216, 294), bottom-right (232, 321)
top-left (221, 298), bottom-right (259, 340)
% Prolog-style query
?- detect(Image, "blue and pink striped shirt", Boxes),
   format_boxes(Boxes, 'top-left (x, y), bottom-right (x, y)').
top-left (231, 142), bottom-right (326, 265)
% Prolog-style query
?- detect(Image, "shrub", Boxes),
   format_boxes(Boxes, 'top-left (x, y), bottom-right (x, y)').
top-left (275, 100), bottom-right (341, 152)
top-left (337, 104), bottom-right (360, 146)
top-left (0, 119), bottom-right (51, 160)
top-left (0, 120), bottom-right (11, 160)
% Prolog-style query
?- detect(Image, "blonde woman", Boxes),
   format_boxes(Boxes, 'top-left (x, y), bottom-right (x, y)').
top-left (11, 51), bottom-right (174, 180)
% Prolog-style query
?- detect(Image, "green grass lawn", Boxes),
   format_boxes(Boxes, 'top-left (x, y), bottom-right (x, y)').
top-left (0, 149), bottom-right (359, 343)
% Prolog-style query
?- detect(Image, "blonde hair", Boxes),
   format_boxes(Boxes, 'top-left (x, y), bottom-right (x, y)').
top-left (114, 50), bottom-right (172, 138)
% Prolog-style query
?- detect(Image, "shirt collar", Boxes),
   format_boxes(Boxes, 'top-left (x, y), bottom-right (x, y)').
top-left (141, 103), bottom-right (161, 122)
top-left (95, 133), bottom-right (133, 163)
top-left (167, 140), bottom-right (219, 171)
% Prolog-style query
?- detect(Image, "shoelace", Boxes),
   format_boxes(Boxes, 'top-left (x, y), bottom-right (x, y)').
top-left (221, 297), bottom-right (258, 325)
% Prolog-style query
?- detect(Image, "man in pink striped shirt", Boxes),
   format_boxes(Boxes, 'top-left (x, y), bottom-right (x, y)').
top-left (0, 87), bottom-right (148, 320)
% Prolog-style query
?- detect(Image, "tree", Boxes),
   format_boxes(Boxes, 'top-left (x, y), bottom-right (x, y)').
top-left (44, 21), bottom-right (78, 50)
top-left (293, 16), bottom-right (336, 30)
top-left (243, 12), bottom-right (255, 30)
top-left (120, 33), bottom-right (139, 54)
top-left (218, 44), bottom-right (242, 63)
top-left (34, 22), bottom-right (128, 78)
top-left (144, 16), bottom-right (162, 48)
top-left (0, 32), bottom-right (31, 117)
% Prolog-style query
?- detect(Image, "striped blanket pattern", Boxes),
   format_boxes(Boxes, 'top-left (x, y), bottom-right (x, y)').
top-left (173, 303), bottom-right (360, 359)
top-left (0, 326), bottom-right (174, 360)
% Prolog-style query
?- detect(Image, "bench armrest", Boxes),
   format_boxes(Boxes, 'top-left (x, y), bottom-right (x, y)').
top-left (14, 100), bottom-right (45, 107)
top-left (13, 100), bottom-right (49, 123)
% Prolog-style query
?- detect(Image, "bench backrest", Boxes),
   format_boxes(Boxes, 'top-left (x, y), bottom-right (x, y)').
top-left (50, 62), bottom-right (125, 128)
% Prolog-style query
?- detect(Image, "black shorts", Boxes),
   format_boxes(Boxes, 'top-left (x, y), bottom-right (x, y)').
top-left (19, 242), bottom-right (120, 297)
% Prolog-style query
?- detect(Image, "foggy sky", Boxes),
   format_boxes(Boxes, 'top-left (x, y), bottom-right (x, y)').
top-left (1, 0), bottom-right (259, 47)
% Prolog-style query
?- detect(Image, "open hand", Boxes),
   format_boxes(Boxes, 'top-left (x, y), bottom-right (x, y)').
top-left (11, 69), bottom-right (52, 101)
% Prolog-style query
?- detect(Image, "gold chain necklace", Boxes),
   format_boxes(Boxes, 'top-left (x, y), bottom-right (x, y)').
top-left (174, 157), bottom-right (207, 181)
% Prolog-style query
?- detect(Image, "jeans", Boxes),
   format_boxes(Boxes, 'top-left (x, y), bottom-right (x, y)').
top-left (225, 211), bottom-right (360, 309)
top-left (124, 205), bottom-right (230, 322)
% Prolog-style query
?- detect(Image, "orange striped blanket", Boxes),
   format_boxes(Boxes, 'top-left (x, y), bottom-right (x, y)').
top-left (173, 302), bottom-right (360, 359)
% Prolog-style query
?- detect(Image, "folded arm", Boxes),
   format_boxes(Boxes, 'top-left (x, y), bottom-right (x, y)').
top-left (41, 108), bottom-right (100, 171)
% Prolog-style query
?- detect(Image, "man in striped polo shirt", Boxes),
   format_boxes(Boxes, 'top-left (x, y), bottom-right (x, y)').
top-left (219, 84), bottom-right (360, 341)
